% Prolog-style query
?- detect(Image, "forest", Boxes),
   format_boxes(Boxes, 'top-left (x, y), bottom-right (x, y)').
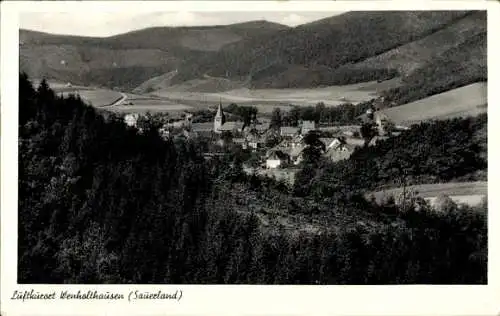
top-left (18, 73), bottom-right (487, 284)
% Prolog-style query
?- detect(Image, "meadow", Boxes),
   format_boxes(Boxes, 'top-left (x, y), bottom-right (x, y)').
top-left (153, 79), bottom-right (397, 108)
top-left (369, 181), bottom-right (487, 207)
top-left (381, 82), bottom-right (487, 125)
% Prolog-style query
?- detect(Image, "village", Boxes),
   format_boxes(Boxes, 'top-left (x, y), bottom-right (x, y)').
top-left (122, 101), bottom-right (404, 184)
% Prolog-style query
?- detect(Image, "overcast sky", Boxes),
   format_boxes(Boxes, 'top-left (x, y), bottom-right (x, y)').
top-left (20, 11), bottom-right (344, 37)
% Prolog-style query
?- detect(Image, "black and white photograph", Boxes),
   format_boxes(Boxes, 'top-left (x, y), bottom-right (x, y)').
top-left (12, 5), bottom-right (490, 287)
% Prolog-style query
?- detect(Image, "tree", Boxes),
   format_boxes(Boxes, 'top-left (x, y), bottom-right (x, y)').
top-left (288, 106), bottom-right (301, 127)
top-left (301, 131), bottom-right (325, 165)
top-left (270, 108), bottom-right (282, 130)
top-left (360, 122), bottom-right (378, 147)
top-left (315, 102), bottom-right (326, 123)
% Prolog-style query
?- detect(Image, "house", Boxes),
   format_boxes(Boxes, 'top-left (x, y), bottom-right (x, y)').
top-left (290, 145), bottom-right (307, 165)
top-left (246, 133), bottom-right (266, 150)
top-left (357, 109), bottom-right (393, 136)
top-left (280, 126), bottom-right (300, 138)
top-left (301, 120), bottom-right (316, 135)
top-left (158, 125), bottom-right (171, 139)
top-left (185, 113), bottom-right (193, 129)
top-left (254, 122), bottom-right (270, 133)
top-left (191, 122), bottom-right (214, 133)
top-left (374, 112), bottom-right (391, 136)
top-left (182, 129), bottom-right (199, 139)
top-left (233, 138), bottom-right (248, 149)
top-left (322, 137), bottom-right (355, 162)
top-left (124, 113), bottom-right (139, 127)
top-left (266, 150), bottom-right (290, 169)
top-left (276, 134), bottom-right (300, 149)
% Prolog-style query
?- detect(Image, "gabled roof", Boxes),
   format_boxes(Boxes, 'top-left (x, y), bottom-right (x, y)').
top-left (343, 137), bottom-right (365, 147)
top-left (280, 126), bottom-right (299, 135)
top-left (267, 150), bottom-right (290, 161)
top-left (302, 120), bottom-right (316, 129)
top-left (246, 133), bottom-right (265, 143)
top-left (191, 122), bottom-right (213, 132)
top-left (220, 121), bottom-right (244, 131)
top-left (319, 137), bottom-right (336, 147)
top-left (255, 122), bottom-right (270, 131)
top-left (324, 145), bottom-right (354, 162)
top-left (289, 144), bottom-right (306, 158)
top-left (233, 138), bottom-right (246, 144)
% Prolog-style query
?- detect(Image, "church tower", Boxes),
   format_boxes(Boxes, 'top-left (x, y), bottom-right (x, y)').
top-left (214, 99), bottom-right (226, 133)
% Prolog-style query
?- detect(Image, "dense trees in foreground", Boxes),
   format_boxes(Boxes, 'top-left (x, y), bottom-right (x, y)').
top-left (18, 74), bottom-right (486, 284)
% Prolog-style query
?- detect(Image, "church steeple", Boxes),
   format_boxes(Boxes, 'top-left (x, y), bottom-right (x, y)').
top-left (214, 98), bottom-right (225, 133)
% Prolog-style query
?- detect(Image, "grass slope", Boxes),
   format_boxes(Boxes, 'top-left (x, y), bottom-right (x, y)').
top-left (368, 181), bottom-right (487, 207)
top-left (381, 82), bottom-right (487, 126)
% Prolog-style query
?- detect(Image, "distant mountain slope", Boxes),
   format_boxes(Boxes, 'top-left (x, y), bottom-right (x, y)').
top-left (381, 28), bottom-right (486, 106)
top-left (132, 71), bottom-right (180, 94)
top-left (170, 10), bottom-right (486, 104)
top-left (183, 11), bottom-right (471, 84)
top-left (339, 11), bottom-right (486, 77)
top-left (19, 21), bottom-right (289, 90)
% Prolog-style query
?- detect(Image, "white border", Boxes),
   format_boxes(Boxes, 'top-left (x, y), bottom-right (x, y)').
top-left (2, 1), bottom-right (499, 316)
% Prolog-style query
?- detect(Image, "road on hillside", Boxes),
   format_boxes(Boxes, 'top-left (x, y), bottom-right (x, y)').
top-left (109, 93), bottom-right (128, 106)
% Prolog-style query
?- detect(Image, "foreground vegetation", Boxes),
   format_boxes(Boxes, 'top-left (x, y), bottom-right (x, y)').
top-left (19, 74), bottom-right (487, 284)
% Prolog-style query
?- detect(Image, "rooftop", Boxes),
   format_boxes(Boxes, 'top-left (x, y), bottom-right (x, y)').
top-left (220, 121), bottom-right (244, 131)
top-left (280, 126), bottom-right (299, 135)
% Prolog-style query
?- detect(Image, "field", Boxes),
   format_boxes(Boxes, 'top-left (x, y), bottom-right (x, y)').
top-left (368, 181), bottom-right (487, 207)
top-left (153, 79), bottom-right (400, 109)
top-left (59, 89), bottom-right (124, 107)
top-left (381, 82), bottom-right (487, 126)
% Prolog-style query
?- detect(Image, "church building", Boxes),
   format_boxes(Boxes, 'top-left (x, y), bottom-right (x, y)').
top-left (214, 101), bottom-right (226, 134)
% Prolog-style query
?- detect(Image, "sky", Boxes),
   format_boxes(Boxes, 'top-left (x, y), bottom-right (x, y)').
top-left (20, 11), bottom-right (344, 37)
